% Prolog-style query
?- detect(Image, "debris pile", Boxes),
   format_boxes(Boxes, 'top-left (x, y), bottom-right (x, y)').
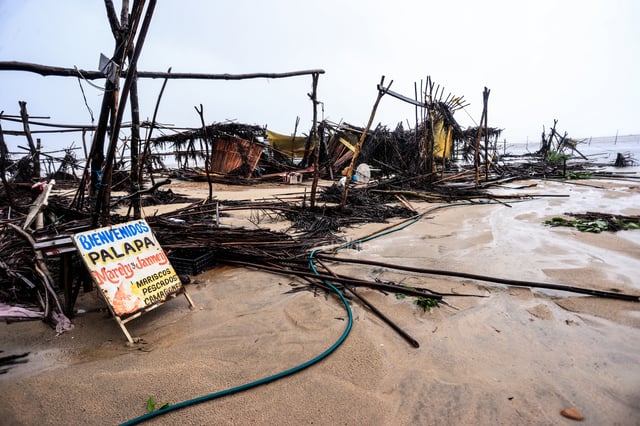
top-left (0, 2), bottom-right (638, 338)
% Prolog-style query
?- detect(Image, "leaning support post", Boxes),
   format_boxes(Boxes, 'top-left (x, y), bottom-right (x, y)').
top-left (483, 87), bottom-right (490, 181)
top-left (96, 0), bottom-right (157, 226)
top-left (88, 0), bottom-right (143, 221)
top-left (35, 138), bottom-right (41, 179)
top-left (0, 112), bottom-right (18, 209)
top-left (340, 76), bottom-right (392, 208)
top-left (129, 65), bottom-right (142, 218)
top-left (475, 87), bottom-right (489, 187)
top-left (194, 104), bottom-right (214, 201)
top-left (309, 72), bottom-right (320, 208)
top-left (139, 67), bottom-right (172, 186)
top-left (18, 101), bottom-right (40, 178)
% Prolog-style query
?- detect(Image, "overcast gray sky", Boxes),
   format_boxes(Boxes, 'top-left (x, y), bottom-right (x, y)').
top-left (1, 0), bottom-right (638, 151)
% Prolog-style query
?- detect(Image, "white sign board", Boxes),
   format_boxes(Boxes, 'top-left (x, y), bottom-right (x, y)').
top-left (73, 219), bottom-right (182, 317)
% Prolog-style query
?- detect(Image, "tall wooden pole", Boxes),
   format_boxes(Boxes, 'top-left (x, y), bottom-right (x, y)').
top-left (96, 0), bottom-right (156, 226)
top-left (0, 112), bottom-right (17, 209)
top-left (88, 1), bottom-right (142, 218)
top-left (18, 101), bottom-right (40, 178)
top-left (309, 73), bottom-right (320, 208)
top-left (129, 71), bottom-right (142, 218)
top-left (483, 87), bottom-right (490, 181)
top-left (340, 76), bottom-right (392, 208)
top-left (474, 87), bottom-right (489, 187)
top-left (194, 104), bottom-right (213, 201)
top-left (139, 67), bottom-right (171, 186)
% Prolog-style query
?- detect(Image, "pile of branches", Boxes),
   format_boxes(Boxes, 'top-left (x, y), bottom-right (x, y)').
top-left (0, 227), bottom-right (41, 306)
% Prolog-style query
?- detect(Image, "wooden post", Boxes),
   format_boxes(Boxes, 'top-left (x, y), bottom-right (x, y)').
top-left (129, 69), bottom-right (142, 218)
top-left (139, 67), bottom-right (171, 186)
top-left (0, 61), bottom-right (325, 81)
top-left (319, 121), bottom-right (333, 180)
top-left (35, 138), bottom-right (41, 179)
top-left (414, 81), bottom-right (419, 146)
top-left (89, 0), bottom-right (146, 225)
top-left (474, 87), bottom-right (490, 186)
top-left (340, 76), bottom-right (392, 208)
top-left (483, 87), bottom-right (490, 181)
top-left (18, 101), bottom-right (41, 178)
top-left (61, 253), bottom-right (73, 317)
top-left (309, 73), bottom-right (320, 208)
top-left (291, 116), bottom-right (300, 160)
top-left (195, 104), bottom-right (213, 201)
top-left (96, 0), bottom-right (157, 226)
top-left (0, 113), bottom-right (17, 209)
top-left (427, 77), bottom-right (436, 173)
top-left (18, 101), bottom-right (36, 154)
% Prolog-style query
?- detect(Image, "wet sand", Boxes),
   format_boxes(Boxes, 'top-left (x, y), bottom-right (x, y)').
top-left (1, 177), bottom-right (639, 425)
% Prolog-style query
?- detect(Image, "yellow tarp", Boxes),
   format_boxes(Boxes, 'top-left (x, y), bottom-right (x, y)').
top-left (267, 130), bottom-right (311, 158)
top-left (338, 136), bottom-right (357, 152)
top-left (433, 120), bottom-right (453, 158)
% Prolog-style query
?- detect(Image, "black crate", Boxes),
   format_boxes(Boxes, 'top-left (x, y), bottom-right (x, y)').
top-left (168, 249), bottom-right (215, 275)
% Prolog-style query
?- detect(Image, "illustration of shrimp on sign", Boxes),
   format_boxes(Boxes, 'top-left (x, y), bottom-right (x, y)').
top-left (73, 219), bottom-right (195, 343)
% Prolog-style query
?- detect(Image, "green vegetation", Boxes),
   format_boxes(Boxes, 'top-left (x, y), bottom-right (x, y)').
top-left (414, 297), bottom-right (439, 312)
top-left (546, 150), bottom-right (570, 167)
top-left (544, 216), bottom-right (640, 233)
top-left (566, 170), bottom-right (593, 179)
top-left (146, 395), bottom-right (170, 413)
top-left (396, 291), bottom-right (439, 311)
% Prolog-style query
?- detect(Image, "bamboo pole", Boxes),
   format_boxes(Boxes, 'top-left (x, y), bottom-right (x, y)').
top-left (0, 113), bottom-right (18, 209)
top-left (129, 70), bottom-right (142, 218)
top-left (87, 1), bottom-right (142, 216)
top-left (483, 87), bottom-right (490, 182)
top-left (139, 67), bottom-right (171, 186)
top-left (18, 101), bottom-right (40, 178)
top-left (95, 0), bottom-right (156, 226)
top-left (315, 257), bottom-right (420, 348)
top-left (309, 72), bottom-right (320, 208)
top-left (474, 87), bottom-right (489, 187)
top-left (194, 104), bottom-right (213, 201)
top-left (340, 76), bottom-right (392, 208)
top-left (17, 101), bottom-right (37, 154)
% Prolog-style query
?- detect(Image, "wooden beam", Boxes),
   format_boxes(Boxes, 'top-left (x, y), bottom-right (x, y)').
top-left (0, 61), bottom-right (325, 80)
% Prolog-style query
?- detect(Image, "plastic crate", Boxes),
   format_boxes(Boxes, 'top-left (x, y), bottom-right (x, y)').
top-left (168, 249), bottom-right (215, 275)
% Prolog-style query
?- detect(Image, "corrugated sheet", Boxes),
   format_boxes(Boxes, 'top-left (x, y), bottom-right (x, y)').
top-left (210, 136), bottom-right (263, 177)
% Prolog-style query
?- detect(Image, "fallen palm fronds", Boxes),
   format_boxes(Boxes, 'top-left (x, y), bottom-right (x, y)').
top-left (544, 212), bottom-right (640, 233)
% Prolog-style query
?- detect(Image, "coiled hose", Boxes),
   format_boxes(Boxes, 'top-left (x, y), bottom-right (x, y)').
top-left (120, 247), bottom-right (353, 425)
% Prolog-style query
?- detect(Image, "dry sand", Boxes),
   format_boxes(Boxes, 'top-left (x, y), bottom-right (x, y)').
top-left (1, 177), bottom-right (639, 425)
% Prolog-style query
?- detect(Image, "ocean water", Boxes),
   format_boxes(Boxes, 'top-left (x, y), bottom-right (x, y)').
top-left (10, 133), bottom-right (640, 179)
top-left (502, 134), bottom-right (640, 173)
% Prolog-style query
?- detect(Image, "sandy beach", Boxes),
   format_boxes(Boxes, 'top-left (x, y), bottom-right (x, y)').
top-left (1, 176), bottom-right (639, 425)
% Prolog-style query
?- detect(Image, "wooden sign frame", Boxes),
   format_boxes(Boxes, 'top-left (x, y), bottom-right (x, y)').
top-left (73, 219), bottom-right (194, 343)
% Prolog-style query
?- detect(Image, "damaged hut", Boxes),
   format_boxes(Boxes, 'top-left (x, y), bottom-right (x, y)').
top-left (152, 122), bottom-right (267, 178)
